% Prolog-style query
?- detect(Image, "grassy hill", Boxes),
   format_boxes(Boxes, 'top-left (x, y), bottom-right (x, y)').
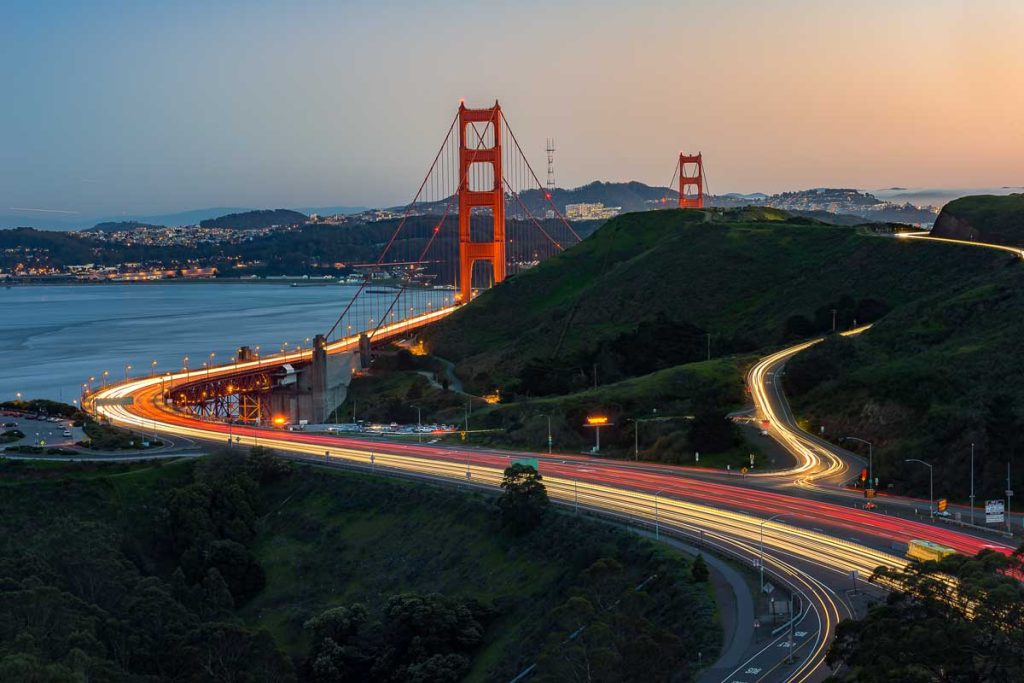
top-left (783, 259), bottom-right (1024, 499)
top-left (0, 454), bottom-right (719, 681)
top-left (931, 193), bottom-right (1024, 245)
top-left (423, 208), bottom-right (1008, 396)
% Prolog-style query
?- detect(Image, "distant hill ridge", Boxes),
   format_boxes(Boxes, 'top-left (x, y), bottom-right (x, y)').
top-left (88, 221), bottom-right (167, 233)
top-left (199, 208), bottom-right (308, 230)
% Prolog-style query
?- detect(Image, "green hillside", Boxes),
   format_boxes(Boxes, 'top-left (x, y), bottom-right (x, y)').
top-left (931, 193), bottom-right (1024, 245)
top-left (423, 208), bottom-right (1008, 396)
top-left (783, 260), bottom-right (1024, 499)
top-left (0, 453), bottom-right (718, 681)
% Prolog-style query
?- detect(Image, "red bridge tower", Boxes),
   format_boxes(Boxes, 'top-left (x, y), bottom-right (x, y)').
top-left (678, 152), bottom-right (705, 209)
top-left (458, 101), bottom-right (506, 303)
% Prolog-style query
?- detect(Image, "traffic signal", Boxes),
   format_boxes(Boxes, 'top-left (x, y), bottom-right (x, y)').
top-left (937, 498), bottom-right (948, 512)
top-left (860, 467), bottom-right (868, 483)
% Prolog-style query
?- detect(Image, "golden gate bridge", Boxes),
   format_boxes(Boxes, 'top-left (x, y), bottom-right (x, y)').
top-left (129, 100), bottom-right (585, 425)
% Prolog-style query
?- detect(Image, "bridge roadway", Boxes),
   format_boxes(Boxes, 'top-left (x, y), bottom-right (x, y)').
top-left (85, 235), bottom-right (1022, 682)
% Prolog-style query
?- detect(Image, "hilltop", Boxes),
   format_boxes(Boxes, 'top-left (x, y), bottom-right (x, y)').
top-left (931, 193), bottom-right (1024, 245)
top-left (88, 220), bottom-right (167, 232)
top-left (422, 208), bottom-right (1007, 396)
top-left (199, 208), bottom-right (308, 230)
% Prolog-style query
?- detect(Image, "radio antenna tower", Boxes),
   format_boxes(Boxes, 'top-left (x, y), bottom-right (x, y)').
top-left (545, 138), bottom-right (556, 194)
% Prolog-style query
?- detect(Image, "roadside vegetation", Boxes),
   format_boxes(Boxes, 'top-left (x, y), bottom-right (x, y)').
top-left (80, 417), bottom-right (163, 450)
top-left (827, 545), bottom-right (1024, 681)
top-left (784, 262), bottom-right (1024, 499)
top-left (0, 450), bottom-right (719, 681)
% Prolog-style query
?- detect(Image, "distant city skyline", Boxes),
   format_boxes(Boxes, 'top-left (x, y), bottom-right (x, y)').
top-left (2, 0), bottom-right (1022, 221)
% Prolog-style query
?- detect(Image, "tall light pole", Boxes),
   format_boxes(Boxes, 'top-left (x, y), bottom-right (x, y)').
top-left (760, 513), bottom-right (782, 593)
top-left (654, 487), bottom-right (668, 540)
top-left (124, 364), bottom-right (132, 383)
top-left (539, 414), bottom-right (552, 454)
top-left (102, 370), bottom-right (109, 387)
top-left (630, 409), bottom-right (659, 461)
top-left (411, 404), bottom-right (422, 443)
top-left (150, 360), bottom-right (158, 376)
top-left (970, 442), bottom-right (976, 526)
top-left (905, 459), bottom-right (934, 519)
top-left (183, 356), bottom-right (189, 372)
top-left (841, 436), bottom-right (873, 488)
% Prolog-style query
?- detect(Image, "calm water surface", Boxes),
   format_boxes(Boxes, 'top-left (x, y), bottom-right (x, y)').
top-left (0, 283), bottom-right (433, 402)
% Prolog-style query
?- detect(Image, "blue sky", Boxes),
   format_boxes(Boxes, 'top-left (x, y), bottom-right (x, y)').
top-left (2, 1), bottom-right (1022, 221)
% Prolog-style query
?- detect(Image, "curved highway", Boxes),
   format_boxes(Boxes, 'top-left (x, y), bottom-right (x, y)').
top-left (83, 233), bottom-right (1021, 682)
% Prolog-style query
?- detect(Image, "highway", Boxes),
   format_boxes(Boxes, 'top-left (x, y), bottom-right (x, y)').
top-left (82, 233), bottom-right (1022, 682)
top-left (88, 348), bottom-right (1014, 681)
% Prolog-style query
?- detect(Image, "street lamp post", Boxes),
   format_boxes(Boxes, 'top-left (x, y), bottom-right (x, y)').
top-left (150, 360), bottom-right (157, 376)
top-left (841, 436), bottom-right (873, 488)
top-left (411, 405), bottom-right (422, 443)
top-left (654, 487), bottom-right (668, 540)
top-left (760, 514), bottom-right (783, 593)
top-left (539, 414), bottom-right (552, 454)
top-left (905, 458), bottom-right (934, 519)
top-left (630, 408), bottom-right (659, 461)
top-left (124, 364), bottom-right (132, 383)
top-left (970, 443), bottom-right (976, 526)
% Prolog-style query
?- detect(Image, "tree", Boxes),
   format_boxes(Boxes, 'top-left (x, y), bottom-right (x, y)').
top-left (826, 546), bottom-right (1024, 681)
top-left (689, 410), bottom-right (740, 454)
top-left (497, 464), bottom-right (549, 534)
top-left (690, 554), bottom-right (709, 582)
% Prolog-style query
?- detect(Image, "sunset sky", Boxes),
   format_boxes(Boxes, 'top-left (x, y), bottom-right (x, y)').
top-left (2, 0), bottom-right (1022, 218)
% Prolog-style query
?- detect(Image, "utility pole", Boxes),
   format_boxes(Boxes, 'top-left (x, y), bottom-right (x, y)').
top-left (706, 332), bottom-right (711, 361)
top-left (831, 308), bottom-right (837, 332)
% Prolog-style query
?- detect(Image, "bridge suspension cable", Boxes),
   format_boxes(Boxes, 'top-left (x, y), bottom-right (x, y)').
top-left (324, 100), bottom-right (584, 346)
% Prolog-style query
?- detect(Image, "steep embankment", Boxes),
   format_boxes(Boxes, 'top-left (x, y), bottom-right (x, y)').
top-left (784, 258), bottom-right (1024, 499)
top-left (424, 208), bottom-right (1007, 396)
top-left (931, 193), bottom-right (1024, 245)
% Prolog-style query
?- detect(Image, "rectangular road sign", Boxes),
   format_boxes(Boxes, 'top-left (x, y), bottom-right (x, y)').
top-left (93, 397), bottom-right (134, 407)
top-left (511, 457), bottom-right (539, 471)
top-left (985, 499), bottom-right (1005, 524)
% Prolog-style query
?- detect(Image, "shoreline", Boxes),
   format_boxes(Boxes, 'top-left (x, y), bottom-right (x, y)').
top-left (2, 278), bottom-right (379, 287)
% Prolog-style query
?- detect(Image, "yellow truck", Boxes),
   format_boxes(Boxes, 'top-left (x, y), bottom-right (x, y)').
top-left (906, 539), bottom-right (957, 563)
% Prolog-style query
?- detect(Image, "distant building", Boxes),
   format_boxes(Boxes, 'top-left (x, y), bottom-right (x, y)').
top-left (564, 202), bottom-right (621, 220)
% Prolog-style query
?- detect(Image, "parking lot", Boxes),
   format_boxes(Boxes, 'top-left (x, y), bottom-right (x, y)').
top-left (1, 412), bottom-right (84, 450)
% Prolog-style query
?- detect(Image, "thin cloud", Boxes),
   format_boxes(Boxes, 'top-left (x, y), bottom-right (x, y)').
top-left (8, 207), bottom-right (80, 214)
